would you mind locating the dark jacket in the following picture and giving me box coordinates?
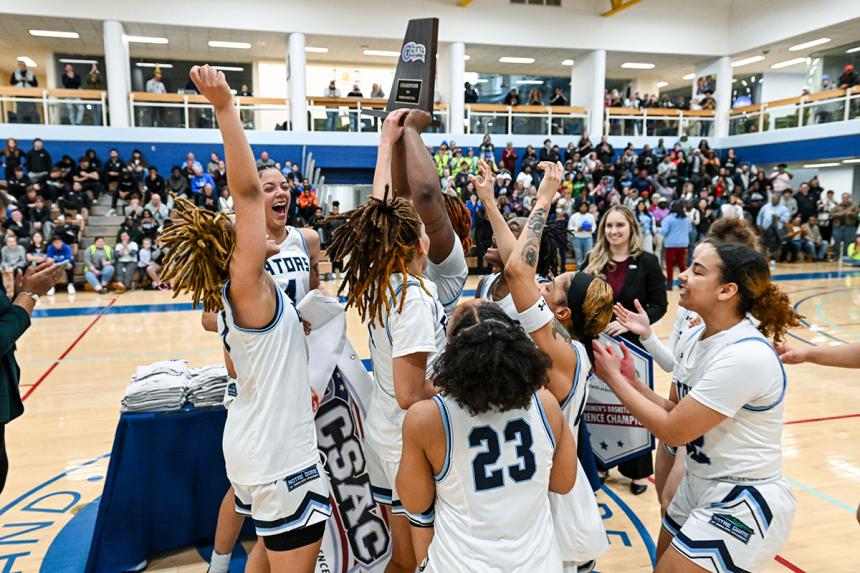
[0,291,31,424]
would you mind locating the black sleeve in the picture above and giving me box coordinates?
[0,298,31,357]
[9,73,15,86]
[639,254,668,324]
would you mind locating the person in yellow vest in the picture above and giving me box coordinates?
[464,148,479,174]
[434,142,451,176]
[844,233,860,267]
[84,237,121,294]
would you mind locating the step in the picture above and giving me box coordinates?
[90,215,127,226]
[83,225,121,237]
[91,205,114,216]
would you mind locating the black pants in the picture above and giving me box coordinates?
[597,451,654,480]
[0,424,7,494]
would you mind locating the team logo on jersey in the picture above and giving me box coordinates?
[401,42,426,63]
[709,513,754,544]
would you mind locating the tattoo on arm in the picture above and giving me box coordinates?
[551,318,572,343]
[521,207,547,268]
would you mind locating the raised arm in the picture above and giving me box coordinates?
[371,109,408,201]
[470,159,516,264]
[505,161,578,404]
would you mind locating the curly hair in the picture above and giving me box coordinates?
[435,302,551,415]
[157,195,235,312]
[706,217,759,250]
[714,244,802,343]
[443,193,473,254]
[323,186,427,327]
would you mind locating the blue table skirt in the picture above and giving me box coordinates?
[85,406,254,573]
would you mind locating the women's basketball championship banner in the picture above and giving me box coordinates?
[299,292,391,572]
[584,334,656,467]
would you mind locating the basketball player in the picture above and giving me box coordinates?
[612,218,761,516]
[593,243,800,572]
[173,65,330,572]
[391,110,469,317]
[397,300,575,572]
[325,108,446,573]
[205,166,321,573]
[491,160,613,573]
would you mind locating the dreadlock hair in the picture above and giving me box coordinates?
[323,185,427,327]
[157,195,235,312]
[435,301,551,415]
[539,219,568,278]
[444,193,473,253]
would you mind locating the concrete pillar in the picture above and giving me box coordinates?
[103,20,130,128]
[447,41,465,135]
[713,55,732,138]
[571,49,606,139]
[287,33,308,132]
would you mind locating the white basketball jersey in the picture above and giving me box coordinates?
[424,243,468,318]
[426,393,561,573]
[672,318,786,481]
[366,274,447,463]
[218,280,319,485]
[477,273,520,324]
[264,226,311,303]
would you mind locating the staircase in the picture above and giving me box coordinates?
[70,194,126,285]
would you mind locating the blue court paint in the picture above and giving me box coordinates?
[600,484,657,567]
[815,297,859,343]
[785,477,856,514]
[40,497,101,572]
[792,289,854,345]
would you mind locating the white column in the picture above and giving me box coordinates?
[446,41,465,135]
[103,20,130,128]
[287,33,308,132]
[571,49,605,139]
[713,55,732,138]
[43,52,57,89]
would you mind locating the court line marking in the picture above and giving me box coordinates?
[786,413,860,425]
[22,298,117,402]
[599,484,657,567]
[792,289,854,345]
[785,477,856,514]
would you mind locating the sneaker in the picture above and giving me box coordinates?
[106,208,116,217]
[769,260,776,268]
[99,287,108,295]
[67,283,76,294]
[47,287,55,296]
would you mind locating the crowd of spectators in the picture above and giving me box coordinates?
[435,134,860,279]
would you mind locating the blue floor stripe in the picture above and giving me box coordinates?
[785,477,856,514]
[600,484,657,567]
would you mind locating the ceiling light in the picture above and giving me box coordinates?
[59,58,98,65]
[364,49,400,57]
[751,76,756,82]
[789,38,831,51]
[305,46,329,53]
[771,57,808,69]
[126,35,168,44]
[682,73,696,80]
[621,62,655,69]
[16,57,37,67]
[802,162,840,168]
[846,46,860,54]
[499,56,535,64]
[135,62,174,68]
[516,80,544,85]
[732,55,765,67]
[656,81,669,88]
[29,29,79,39]
[214,66,244,72]
[562,59,575,66]
[741,80,748,86]
[464,55,471,61]
[209,40,251,49]
[841,158,860,164]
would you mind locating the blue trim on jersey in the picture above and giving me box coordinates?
[437,279,466,307]
[234,495,252,516]
[384,276,424,345]
[728,337,788,412]
[404,506,436,528]
[432,395,453,482]
[672,531,753,573]
[221,279,286,334]
[709,485,773,533]
[662,513,682,537]
[560,342,583,411]
[371,485,392,505]
[532,393,556,450]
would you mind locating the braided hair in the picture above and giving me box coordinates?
[324,186,427,327]
[539,219,568,278]
[157,195,235,312]
[435,302,551,415]
[444,193,473,253]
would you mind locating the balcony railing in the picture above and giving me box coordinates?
[729,87,860,135]
[0,87,107,126]
[604,107,716,138]
[130,92,290,129]
[465,104,589,136]
[306,97,449,132]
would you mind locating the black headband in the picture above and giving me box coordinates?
[567,271,596,338]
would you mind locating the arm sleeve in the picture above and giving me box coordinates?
[689,343,778,417]
[639,332,675,372]
[390,293,438,359]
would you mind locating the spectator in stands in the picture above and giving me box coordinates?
[56,154,76,176]
[298,181,320,221]
[539,139,559,162]
[117,216,142,244]
[781,188,798,217]
[189,164,215,197]
[136,237,154,288]
[72,155,104,200]
[255,151,275,170]
[1,139,23,182]
[844,234,860,266]
[770,163,793,192]
[838,64,857,89]
[124,196,144,221]
[211,160,227,190]
[207,152,220,175]
[784,215,814,262]
[55,212,82,252]
[817,190,836,242]
[324,80,341,131]
[26,232,47,267]
[805,216,829,261]
[6,166,28,200]
[59,181,91,219]
[346,84,363,131]
[145,193,169,227]
[148,235,169,290]
[24,196,53,241]
[500,141,517,173]
[549,87,567,106]
[127,149,149,184]
[61,64,84,125]
[167,166,187,198]
[182,152,202,185]
[197,183,219,212]
[146,71,166,94]
[46,235,75,294]
[3,210,30,247]
[464,82,479,104]
[84,237,117,295]
[1,236,26,297]
[758,193,791,265]
[139,209,159,241]
[569,200,595,268]
[115,232,138,290]
[219,187,233,212]
[144,166,166,204]
[795,183,817,222]
[103,149,124,189]
[25,139,52,182]
[660,201,692,288]
[527,89,543,106]
[832,192,859,255]
[503,88,521,106]
[108,170,135,215]
[9,60,39,123]
[720,193,744,219]
[370,83,385,99]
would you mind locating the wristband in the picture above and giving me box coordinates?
[519,296,555,333]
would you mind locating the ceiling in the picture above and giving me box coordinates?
[0,13,858,92]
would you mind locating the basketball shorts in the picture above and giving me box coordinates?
[425,243,468,317]
[366,442,434,528]
[663,473,796,573]
[233,461,332,538]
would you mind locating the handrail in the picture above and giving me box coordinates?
[605,107,715,117]
[729,88,852,116]
[307,96,447,111]
[467,103,588,114]
[0,87,106,100]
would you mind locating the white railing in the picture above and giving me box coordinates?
[604,107,716,138]
[729,87,860,135]
[129,93,290,130]
[465,104,589,136]
[0,88,107,126]
[306,97,449,133]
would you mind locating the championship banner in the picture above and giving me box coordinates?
[584,334,655,467]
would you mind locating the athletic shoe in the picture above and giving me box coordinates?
[47,287,55,296]
[111,282,126,293]
[630,482,648,495]
[106,208,116,216]
[67,283,76,294]
[99,287,108,295]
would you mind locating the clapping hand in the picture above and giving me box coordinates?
[613,299,652,338]
[19,261,64,297]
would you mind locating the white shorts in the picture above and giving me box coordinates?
[425,244,468,317]
[233,461,332,537]
[366,442,434,527]
[663,473,796,573]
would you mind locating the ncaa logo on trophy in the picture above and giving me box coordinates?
[401,41,427,63]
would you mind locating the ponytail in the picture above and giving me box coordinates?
[749,283,801,343]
